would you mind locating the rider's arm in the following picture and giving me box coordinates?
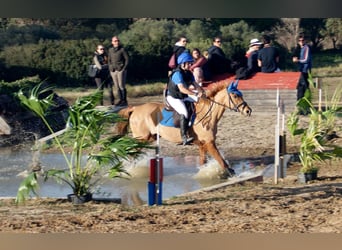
[177,83,197,96]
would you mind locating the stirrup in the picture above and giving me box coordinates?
[182,136,194,146]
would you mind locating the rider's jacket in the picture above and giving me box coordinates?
[167,68,193,99]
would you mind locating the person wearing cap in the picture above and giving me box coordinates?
[235,38,262,80]
[166,51,204,145]
[257,35,280,73]
[246,38,262,74]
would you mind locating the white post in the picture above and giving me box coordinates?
[156,113,160,197]
[317,78,322,112]
[274,89,280,184]
[280,99,286,178]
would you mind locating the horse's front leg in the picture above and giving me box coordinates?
[205,141,235,177]
[198,143,207,165]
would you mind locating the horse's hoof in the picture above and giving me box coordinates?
[219,168,236,179]
[227,167,236,177]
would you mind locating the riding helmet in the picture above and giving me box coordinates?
[177,51,194,65]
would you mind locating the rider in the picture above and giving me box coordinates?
[166,50,204,145]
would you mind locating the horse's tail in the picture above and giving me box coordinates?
[117,106,135,135]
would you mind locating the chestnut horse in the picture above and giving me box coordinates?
[118,80,252,177]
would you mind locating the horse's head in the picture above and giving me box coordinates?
[226,80,252,116]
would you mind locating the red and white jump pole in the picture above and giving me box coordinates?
[148,115,163,206]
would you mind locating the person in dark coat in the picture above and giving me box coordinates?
[206,37,232,78]
[108,36,129,106]
[172,36,188,66]
[257,34,280,73]
[92,45,114,106]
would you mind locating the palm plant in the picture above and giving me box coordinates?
[15,83,151,203]
[297,108,332,174]
[287,85,342,175]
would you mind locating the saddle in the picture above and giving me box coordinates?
[162,89,195,128]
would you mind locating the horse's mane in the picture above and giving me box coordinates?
[195,81,229,128]
[204,80,229,98]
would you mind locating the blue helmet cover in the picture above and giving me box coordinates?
[177,51,194,65]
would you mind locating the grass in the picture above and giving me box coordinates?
[312,49,342,78]
[55,81,166,104]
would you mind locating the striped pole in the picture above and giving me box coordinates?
[148,113,163,206]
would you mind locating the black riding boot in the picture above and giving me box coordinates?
[180,115,193,146]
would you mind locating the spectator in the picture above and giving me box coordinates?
[246,38,262,74]
[189,48,208,86]
[173,36,188,65]
[235,38,262,80]
[108,36,129,106]
[206,37,232,78]
[92,44,114,106]
[168,36,188,74]
[257,35,280,73]
[292,35,312,100]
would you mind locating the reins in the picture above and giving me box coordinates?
[194,92,247,125]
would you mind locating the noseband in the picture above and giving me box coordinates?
[227,92,248,113]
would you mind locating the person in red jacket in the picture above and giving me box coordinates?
[189,48,207,86]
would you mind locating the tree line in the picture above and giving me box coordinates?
[0,18,341,87]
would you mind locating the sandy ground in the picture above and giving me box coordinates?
[0,95,342,233]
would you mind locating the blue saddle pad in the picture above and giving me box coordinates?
[159,108,196,128]
[160,108,175,127]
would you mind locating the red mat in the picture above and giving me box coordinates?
[204,72,300,90]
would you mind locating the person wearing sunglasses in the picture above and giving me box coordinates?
[292,35,312,101]
[93,45,114,106]
[206,37,232,79]
[108,36,129,106]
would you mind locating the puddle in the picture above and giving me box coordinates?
[0,149,284,205]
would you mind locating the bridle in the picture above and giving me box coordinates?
[203,88,248,112]
[194,88,248,125]
[207,91,248,112]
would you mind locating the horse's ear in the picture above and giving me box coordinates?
[233,79,239,89]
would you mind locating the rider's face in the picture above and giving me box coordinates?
[182,62,192,70]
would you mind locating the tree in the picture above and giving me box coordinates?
[300,18,326,52]
[273,18,301,52]
[324,18,342,49]
[119,19,178,80]
[220,20,261,63]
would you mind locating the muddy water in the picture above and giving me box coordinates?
[0,148,275,205]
